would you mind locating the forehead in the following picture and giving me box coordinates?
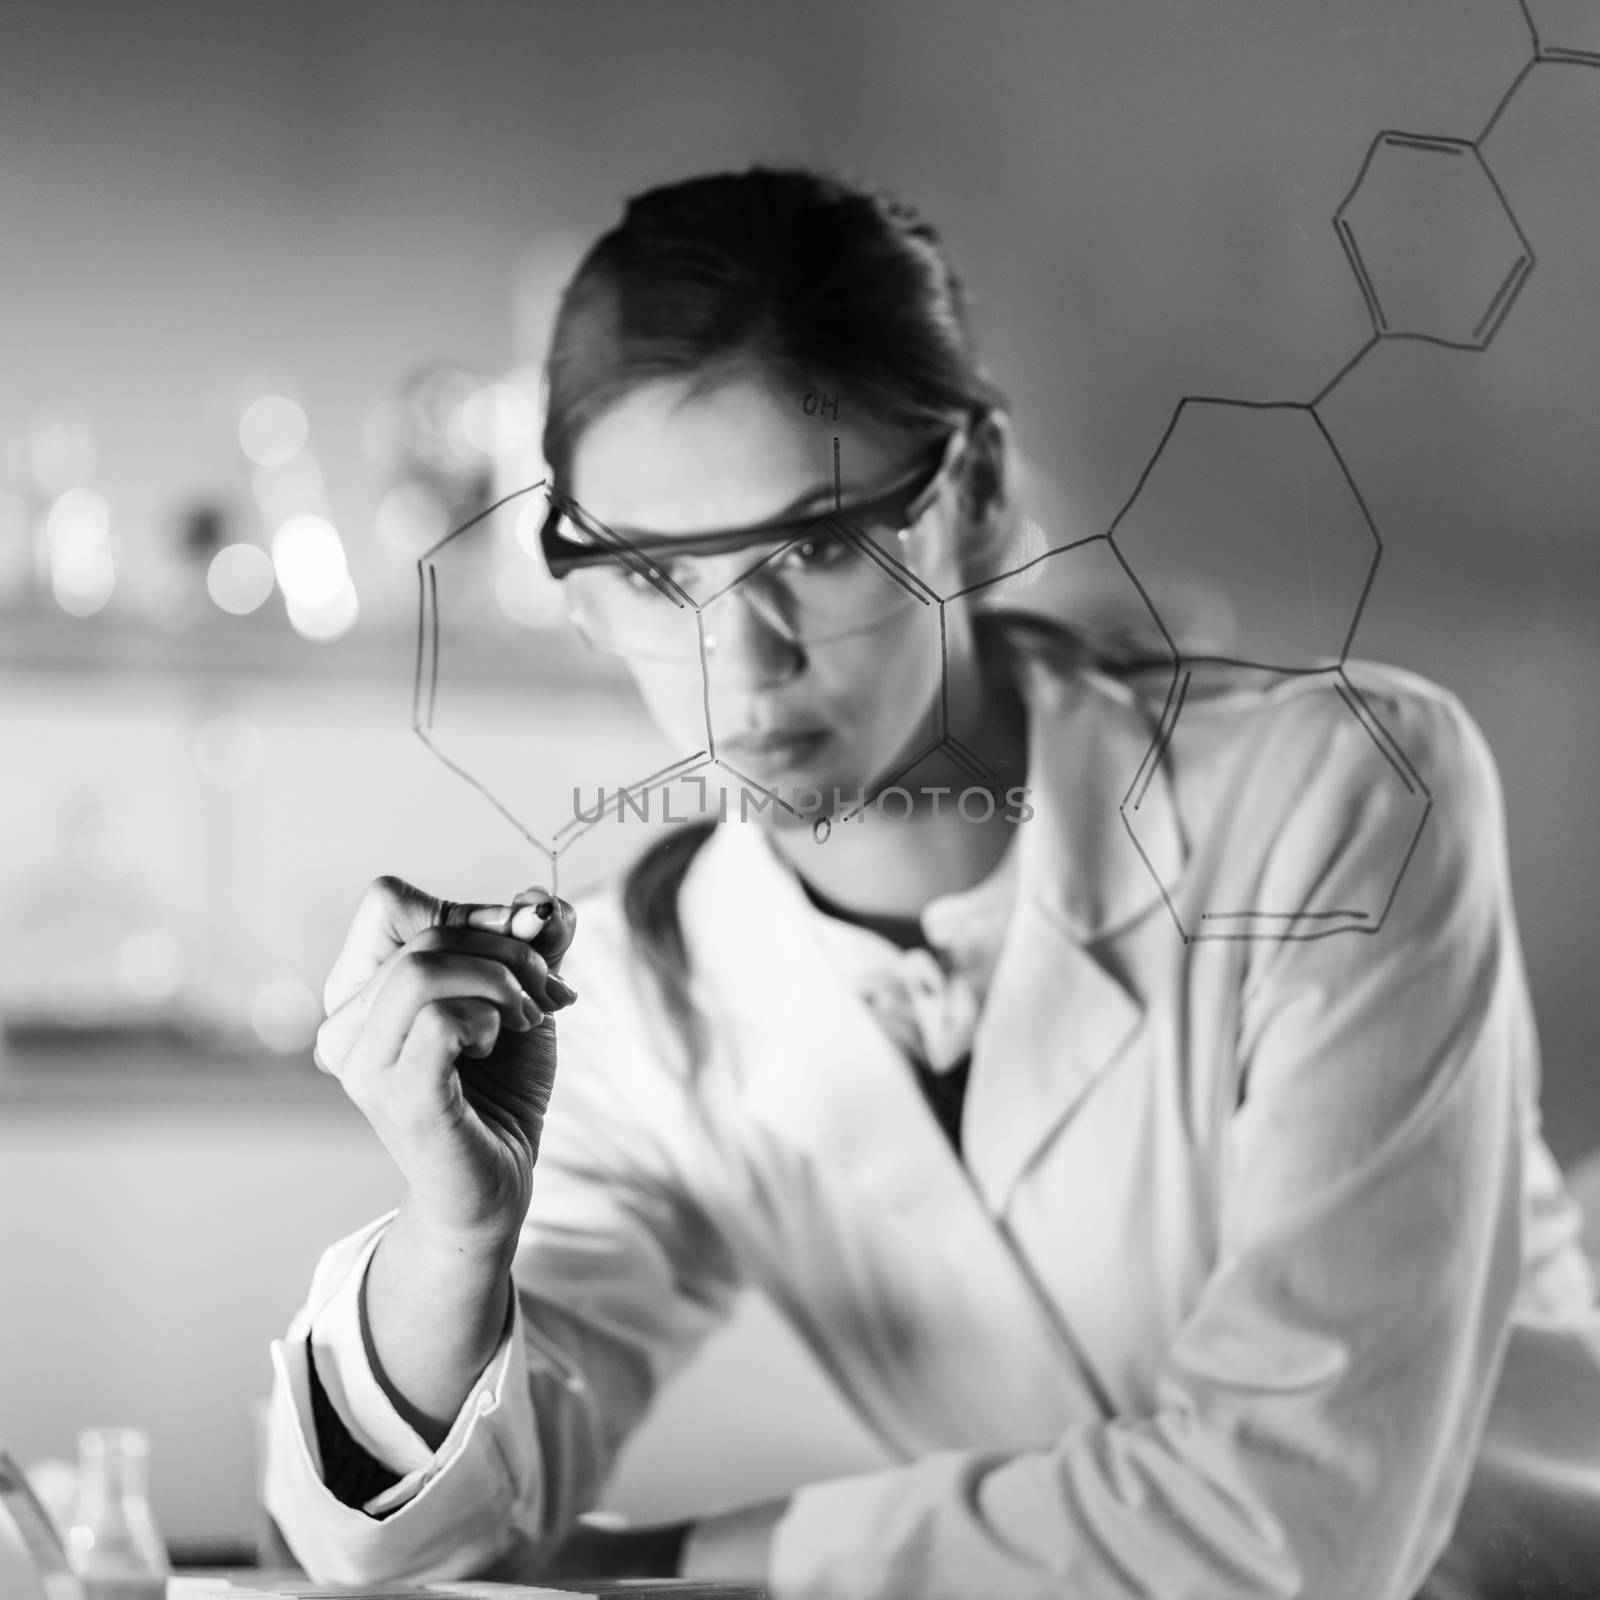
[568,372,908,534]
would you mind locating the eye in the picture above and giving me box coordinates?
[620,561,683,593]
[776,533,850,573]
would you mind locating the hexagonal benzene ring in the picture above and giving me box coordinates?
[774,516,1180,831]
[1104,398,1380,675]
[696,507,939,657]
[821,527,1184,833]
[692,507,950,832]
[1120,668,1433,943]
[1334,131,1535,349]
[952,527,1180,670]
[415,481,720,890]
[414,481,564,868]
[412,484,955,876]
[547,538,936,868]
[1521,0,1600,66]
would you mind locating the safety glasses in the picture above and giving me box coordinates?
[538,423,973,660]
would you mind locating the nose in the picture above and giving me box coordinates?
[703,583,805,687]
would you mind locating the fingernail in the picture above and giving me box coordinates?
[509,905,548,940]
[547,974,578,1006]
[513,887,557,918]
[521,995,546,1028]
[467,905,514,932]
[506,1004,532,1032]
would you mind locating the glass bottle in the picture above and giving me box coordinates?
[65,1429,168,1599]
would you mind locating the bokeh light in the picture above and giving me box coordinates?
[271,513,348,609]
[113,929,187,1005]
[286,573,360,641]
[376,481,450,553]
[456,381,538,458]
[46,487,116,616]
[250,976,322,1053]
[252,456,327,527]
[238,395,309,467]
[206,542,276,615]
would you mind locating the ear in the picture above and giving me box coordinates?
[954,408,1022,577]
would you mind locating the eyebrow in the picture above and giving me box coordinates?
[607,479,838,539]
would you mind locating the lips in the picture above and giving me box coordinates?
[720,727,828,759]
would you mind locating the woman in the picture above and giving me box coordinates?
[264,167,1600,1599]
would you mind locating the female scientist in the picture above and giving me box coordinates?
[264,167,1600,1599]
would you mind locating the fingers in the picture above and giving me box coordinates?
[317,947,540,1084]
[377,998,503,1131]
[437,884,577,977]
[433,997,505,1061]
[510,886,578,971]
[325,875,452,1014]
[316,880,578,1080]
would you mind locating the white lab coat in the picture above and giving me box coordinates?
[264,657,1600,1599]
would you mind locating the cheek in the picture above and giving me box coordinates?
[628,664,708,749]
[827,616,945,747]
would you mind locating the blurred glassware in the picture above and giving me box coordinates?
[237,395,309,470]
[205,538,276,617]
[233,387,359,644]
[65,1428,168,1597]
[43,487,117,619]
[363,361,497,628]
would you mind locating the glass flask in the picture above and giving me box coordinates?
[66,1428,168,1598]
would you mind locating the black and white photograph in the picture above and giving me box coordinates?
[3,4,1600,1597]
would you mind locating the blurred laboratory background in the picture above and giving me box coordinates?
[3,0,1600,1559]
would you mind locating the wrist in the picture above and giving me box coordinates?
[392,1191,523,1279]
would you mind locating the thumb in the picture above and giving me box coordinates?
[323,874,481,1015]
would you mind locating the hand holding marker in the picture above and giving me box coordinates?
[314,879,578,1248]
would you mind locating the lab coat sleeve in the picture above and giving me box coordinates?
[263,931,745,1586]
[768,685,1528,1600]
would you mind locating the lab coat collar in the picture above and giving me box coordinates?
[683,661,1187,1219]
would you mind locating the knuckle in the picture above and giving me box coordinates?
[392,948,441,993]
[415,999,467,1051]
[365,874,406,913]
[413,998,452,1037]
[313,1019,340,1074]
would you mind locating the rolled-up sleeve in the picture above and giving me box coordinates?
[264,927,744,1586]
[769,686,1528,1600]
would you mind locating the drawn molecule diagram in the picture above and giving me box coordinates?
[413,417,1032,895]
[1109,0,1597,941]
[1334,134,1533,351]
[413,1,1593,930]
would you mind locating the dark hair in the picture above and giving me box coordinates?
[541,165,1006,493]
[542,165,1116,1072]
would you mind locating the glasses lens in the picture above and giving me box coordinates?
[566,559,701,660]
[717,516,928,645]
[556,504,938,661]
